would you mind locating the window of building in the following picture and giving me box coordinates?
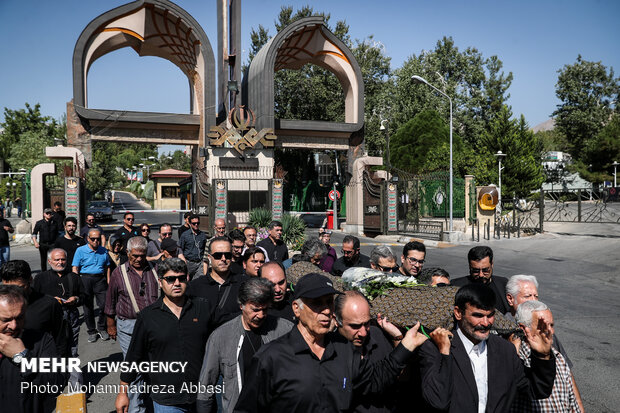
[228,191,268,212]
[161,185,180,198]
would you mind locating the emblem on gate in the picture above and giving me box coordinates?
[208,105,277,157]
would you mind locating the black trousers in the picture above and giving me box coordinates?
[81,274,108,334]
[38,243,51,271]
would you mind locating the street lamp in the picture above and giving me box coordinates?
[411,74,454,232]
[494,151,506,211]
[613,161,618,187]
[380,119,390,168]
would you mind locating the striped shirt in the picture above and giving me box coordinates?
[104,263,159,320]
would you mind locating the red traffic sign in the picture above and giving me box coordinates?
[328,190,341,201]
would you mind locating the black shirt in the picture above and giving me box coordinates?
[0,218,12,247]
[351,326,395,413]
[331,254,372,276]
[54,235,86,266]
[25,289,69,357]
[451,275,511,314]
[240,329,263,382]
[113,225,139,247]
[51,210,65,229]
[120,296,214,405]
[188,272,248,329]
[230,260,244,276]
[33,269,85,305]
[80,224,104,239]
[32,219,60,245]
[257,238,289,263]
[0,330,67,413]
[178,224,190,239]
[268,293,296,323]
[234,326,412,413]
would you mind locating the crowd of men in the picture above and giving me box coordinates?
[0,209,584,413]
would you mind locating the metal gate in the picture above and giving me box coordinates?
[362,170,384,234]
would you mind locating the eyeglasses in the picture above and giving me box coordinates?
[377,264,400,272]
[141,229,150,233]
[211,252,232,260]
[341,249,357,255]
[161,275,187,284]
[89,237,101,242]
[139,281,145,296]
[161,232,172,237]
[125,218,134,221]
[190,221,200,225]
[406,257,425,265]
[86,219,95,222]
[470,267,492,275]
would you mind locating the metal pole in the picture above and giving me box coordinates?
[449,98,453,232]
[498,157,502,209]
[333,151,339,231]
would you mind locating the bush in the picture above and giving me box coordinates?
[281,213,306,251]
[143,180,154,201]
[249,208,272,228]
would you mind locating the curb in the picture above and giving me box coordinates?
[397,236,456,249]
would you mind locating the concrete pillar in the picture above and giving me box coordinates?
[45,145,86,179]
[31,163,56,230]
[345,156,383,236]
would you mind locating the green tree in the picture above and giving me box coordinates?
[85,161,108,196]
[553,55,619,158]
[480,106,544,197]
[159,150,191,172]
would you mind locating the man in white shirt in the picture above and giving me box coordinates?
[418,283,557,413]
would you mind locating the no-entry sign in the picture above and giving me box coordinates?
[328,190,341,201]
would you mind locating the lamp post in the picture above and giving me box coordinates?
[613,161,618,187]
[494,151,506,211]
[380,119,390,168]
[411,75,453,232]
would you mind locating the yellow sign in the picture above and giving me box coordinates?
[208,105,277,156]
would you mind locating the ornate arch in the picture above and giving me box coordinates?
[247,16,364,133]
[71,0,215,140]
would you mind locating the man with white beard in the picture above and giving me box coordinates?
[33,248,85,385]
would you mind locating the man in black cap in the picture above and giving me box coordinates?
[234,273,429,413]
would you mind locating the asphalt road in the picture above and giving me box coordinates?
[6,214,620,412]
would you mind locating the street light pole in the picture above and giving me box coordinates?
[411,75,453,232]
[613,161,618,187]
[380,119,390,168]
[495,151,506,210]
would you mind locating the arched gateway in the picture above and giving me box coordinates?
[66,0,375,234]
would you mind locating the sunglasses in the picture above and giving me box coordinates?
[89,237,101,241]
[341,249,357,255]
[406,257,425,265]
[126,218,134,221]
[470,267,492,275]
[377,264,400,272]
[190,221,200,225]
[161,232,172,237]
[141,229,150,233]
[211,252,232,260]
[161,275,187,284]
[139,281,145,296]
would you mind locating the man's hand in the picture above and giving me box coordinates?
[0,333,26,358]
[3,225,13,233]
[64,296,78,306]
[33,239,39,249]
[376,313,403,343]
[429,327,453,355]
[524,312,553,359]
[115,390,130,413]
[400,322,428,351]
[107,317,117,341]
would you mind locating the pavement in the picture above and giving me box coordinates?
[3,206,620,412]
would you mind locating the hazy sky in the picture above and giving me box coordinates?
[1,0,618,135]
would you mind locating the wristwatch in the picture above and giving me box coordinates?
[12,349,28,364]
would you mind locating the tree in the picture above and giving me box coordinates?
[553,55,619,158]
[0,103,64,172]
[480,106,544,197]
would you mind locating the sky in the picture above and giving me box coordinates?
[1,0,619,153]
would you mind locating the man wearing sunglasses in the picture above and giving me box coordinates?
[147,224,185,263]
[398,241,426,278]
[369,245,400,273]
[331,235,371,277]
[106,236,159,413]
[116,258,213,413]
[113,212,140,249]
[189,236,247,329]
[72,228,111,343]
[80,213,106,247]
[452,246,511,314]
[178,214,207,279]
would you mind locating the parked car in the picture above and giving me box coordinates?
[87,200,114,221]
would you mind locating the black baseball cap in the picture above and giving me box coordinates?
[294,273,341,299]
[160,238,178,253]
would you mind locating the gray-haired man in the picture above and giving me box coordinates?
[196,277,293,413]
[369,245,399,273]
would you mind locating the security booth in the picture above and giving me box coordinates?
[150,169,192,210]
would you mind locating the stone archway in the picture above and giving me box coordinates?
[67,0,216,164]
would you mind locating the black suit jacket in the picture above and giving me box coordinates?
[451,276,511,315]
[418,331,556,413]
